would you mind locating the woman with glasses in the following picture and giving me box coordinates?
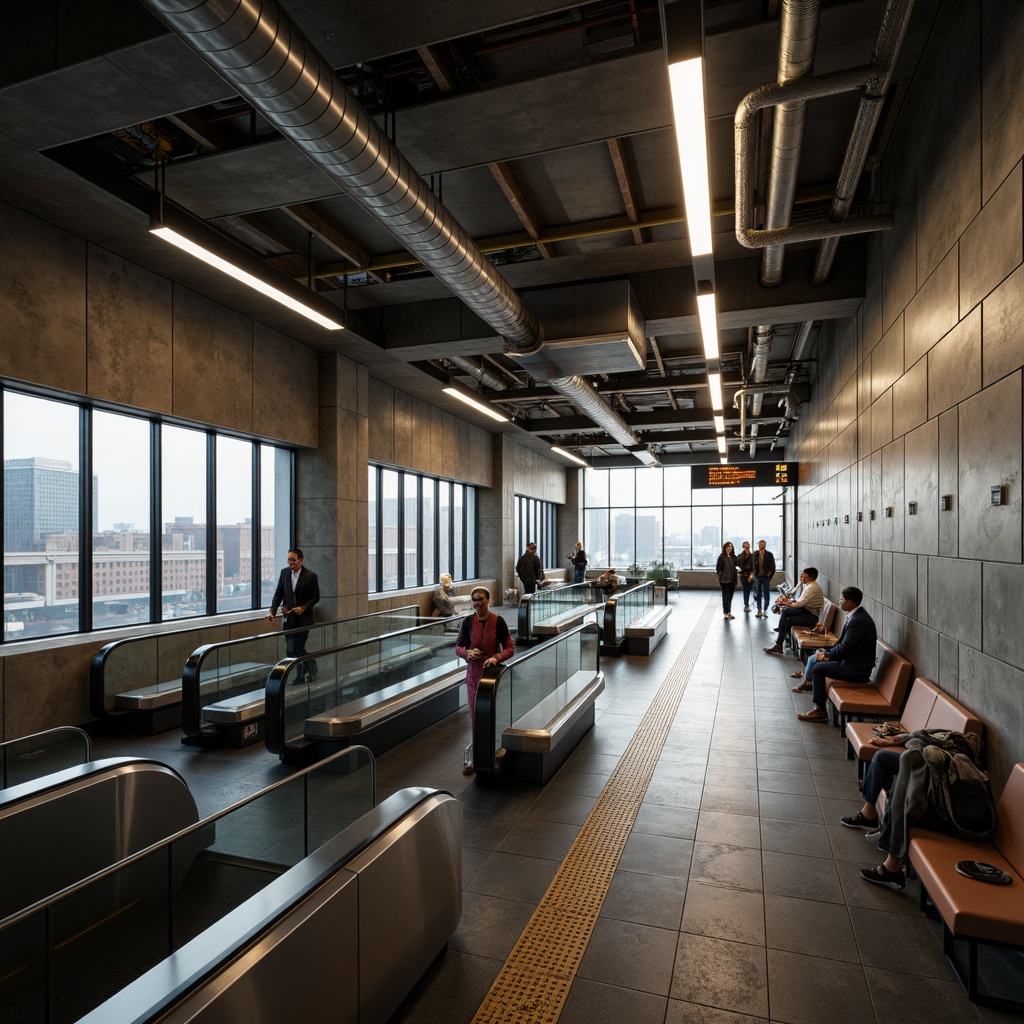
[455,587,514,775]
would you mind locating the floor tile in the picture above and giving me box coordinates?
[617,831,694,879]
[863,966,985,1024]
[633,802,699,840]
[767,949,874,1024]
[600,868,686,930]
[681,881,766,945]
[577,918,678,996]
[671,934,769,1018]
[695,810,761,849]
[495,817,580,861]
[560,978,668,1024]
[764,893,860,962]
[849,906,957,981]
[761,850,844,903]
[448,891,536,960]
[463,850,559,903]
[689,842,763,892]
[760,817,832,858]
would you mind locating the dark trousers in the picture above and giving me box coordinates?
[776,607,817,646]
[720,583,735,613]
[522,579,537,594]
[574,568,586,583]
[863,749,901,804]
[753,577,772,610]
[285,629,316,681]
[741,577,753,607]
[809,659,870,709]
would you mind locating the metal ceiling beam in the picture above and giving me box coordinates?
[489,161,557,259]
[517,408,779,434]
[606,137,643,245]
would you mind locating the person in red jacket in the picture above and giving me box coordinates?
[455,587,514,775]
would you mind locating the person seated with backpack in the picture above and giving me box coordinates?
[838,728,994,889]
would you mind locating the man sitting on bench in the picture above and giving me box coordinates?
[764,566,823,655]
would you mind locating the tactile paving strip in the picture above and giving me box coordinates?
[471,597,719,1024]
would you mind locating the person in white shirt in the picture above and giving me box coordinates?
[763,566,823,655]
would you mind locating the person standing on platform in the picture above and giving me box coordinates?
[737,540,755,613]
[716,541,739,620]
[752,539,776,617]
[267,548,320,681]
[516,541,544,594]
[568,541,588,583]
[456,587,514,775]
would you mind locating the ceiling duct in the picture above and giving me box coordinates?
[448,356,507,392]
[140,0,651,462]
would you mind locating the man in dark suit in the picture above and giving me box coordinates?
[797,586,877,723]
[267,548,320,681]
[515,541,544,594]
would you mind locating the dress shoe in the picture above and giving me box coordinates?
[791,682,811,693]
[763,645,784,655]
[797,708,829,722]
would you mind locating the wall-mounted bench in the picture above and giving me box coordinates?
[826,640,913,734]
[790,598,837,658]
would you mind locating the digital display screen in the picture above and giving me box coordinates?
[693,463,796,488]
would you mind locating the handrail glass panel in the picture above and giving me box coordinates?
[603,581,655,648]
[0,727,92,790]
[0,745,374,1022]
[520,581,602,635]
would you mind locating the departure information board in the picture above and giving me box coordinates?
[692,463,796,489]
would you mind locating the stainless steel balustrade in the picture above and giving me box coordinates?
[474,622,603,785]
[0,726,92,790]
[0,745,379,1023]
[265,617,464,762]
[181,605,422,747]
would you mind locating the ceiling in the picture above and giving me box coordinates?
[0,0,945,467]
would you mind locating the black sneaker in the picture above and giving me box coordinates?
[840,811,878,830]
[860,864,905,889]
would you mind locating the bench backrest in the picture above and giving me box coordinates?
[899,677,939,731]
[819,599,837,632]
[873,640,912,706]
[994,763,1024,877]
[925,686,983,737]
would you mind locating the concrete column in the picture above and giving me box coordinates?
[559,469,583,568]
[295,353,369,621]
[478,434,516,597]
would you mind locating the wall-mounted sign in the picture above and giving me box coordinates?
[693,463,796,489]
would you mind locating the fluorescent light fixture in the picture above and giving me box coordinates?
[713,414,725,433]
[720,455,729,464]
[442,386,508,422]
[551,446,589,467]
[696,288,719,360]
[717,435,727,455]
[708,372,724,411]
[150,201,344,331]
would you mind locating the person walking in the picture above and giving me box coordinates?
[751,539,776,617]
[567,541,588,583]
[455,587,514,775]
[716,541,739,620]
[516,541,544,594]
[737,540,755,613]
[266,548,320,681]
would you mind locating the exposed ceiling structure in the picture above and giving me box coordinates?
[0,0,945,468]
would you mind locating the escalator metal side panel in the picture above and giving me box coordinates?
[348,793,463,1024]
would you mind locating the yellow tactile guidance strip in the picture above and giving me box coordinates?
[470,597,719,1024]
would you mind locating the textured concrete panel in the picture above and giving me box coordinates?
[318,351,360,415]
[411,396,434,473]
[866,450,882,549]
[983,562,1024,670]
[252,322,317,447]
[892,355,927,440]
[869,389,892,455]
[171,286,253,433]
[872,315,904,402]
[880,438,905,553]
[891,552,919,620]
[958,371,1022,562]
[958,646,1024,800]
[927,307,981,419]
[938,634,959,698]
[881,147,917,332]
[470,427,494,489]
[0,200,87,393]
[982,0,1024,202]
[913,2,981,284]
[367,377,395,465]
[917,554,928,625]
[861,547,882,605]
[959,161,1023,313]
[937,408,958,557]
[441,413,459,480]
[86,247,172,414]
[903,419,938,555]
[882,609,938,681]
[982,259,1024,387]
[927,556,981,649]
[860,234,883,357]
[904,246,958,369]
[3,643,96,736]
[880,550,893,608]
[393,388,414,470]
[429,406,445,477]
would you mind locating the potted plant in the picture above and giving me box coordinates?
[625,561,646,585]
[645,559,676,587]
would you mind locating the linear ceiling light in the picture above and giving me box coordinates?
[696,285,719,360]
[713,414,725,434]
[662,2,713,258]
[708,372,724,411]
[150,201,344,331]
[551,446,589,467]
[442,386,509,423]
[717,436,727,455]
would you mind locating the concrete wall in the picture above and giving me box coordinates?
[790,1,1024,791]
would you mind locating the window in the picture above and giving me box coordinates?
[368,465,477,593]
[583,466,785,573]
[1,385,295,643]
[514,496,557,568]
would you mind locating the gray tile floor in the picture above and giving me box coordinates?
[93,591,1023,1024]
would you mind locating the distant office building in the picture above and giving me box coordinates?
[3,457,98,551]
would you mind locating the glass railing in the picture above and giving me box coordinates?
[0,727,92,790]
[474,622,600,780]
[266,618,462,758]
[0,745,374,1023]
[517,581,603,639]
[182,605,422,743]
[601,580,656,652]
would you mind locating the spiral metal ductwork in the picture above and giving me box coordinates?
[140,0,648,458]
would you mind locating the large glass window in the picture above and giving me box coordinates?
[514,495,557,568]
[583,466,786,574]
[368,465,477,593]
[92,410,150,628]
[2,386,294,643]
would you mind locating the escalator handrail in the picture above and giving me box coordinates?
[181,605,421,739]
[73,786,453,1024]
[474,621,599,779]
[601,579,655,645]
[0,743,375,933]
[264,616,462,756]
[0,725,92,788]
